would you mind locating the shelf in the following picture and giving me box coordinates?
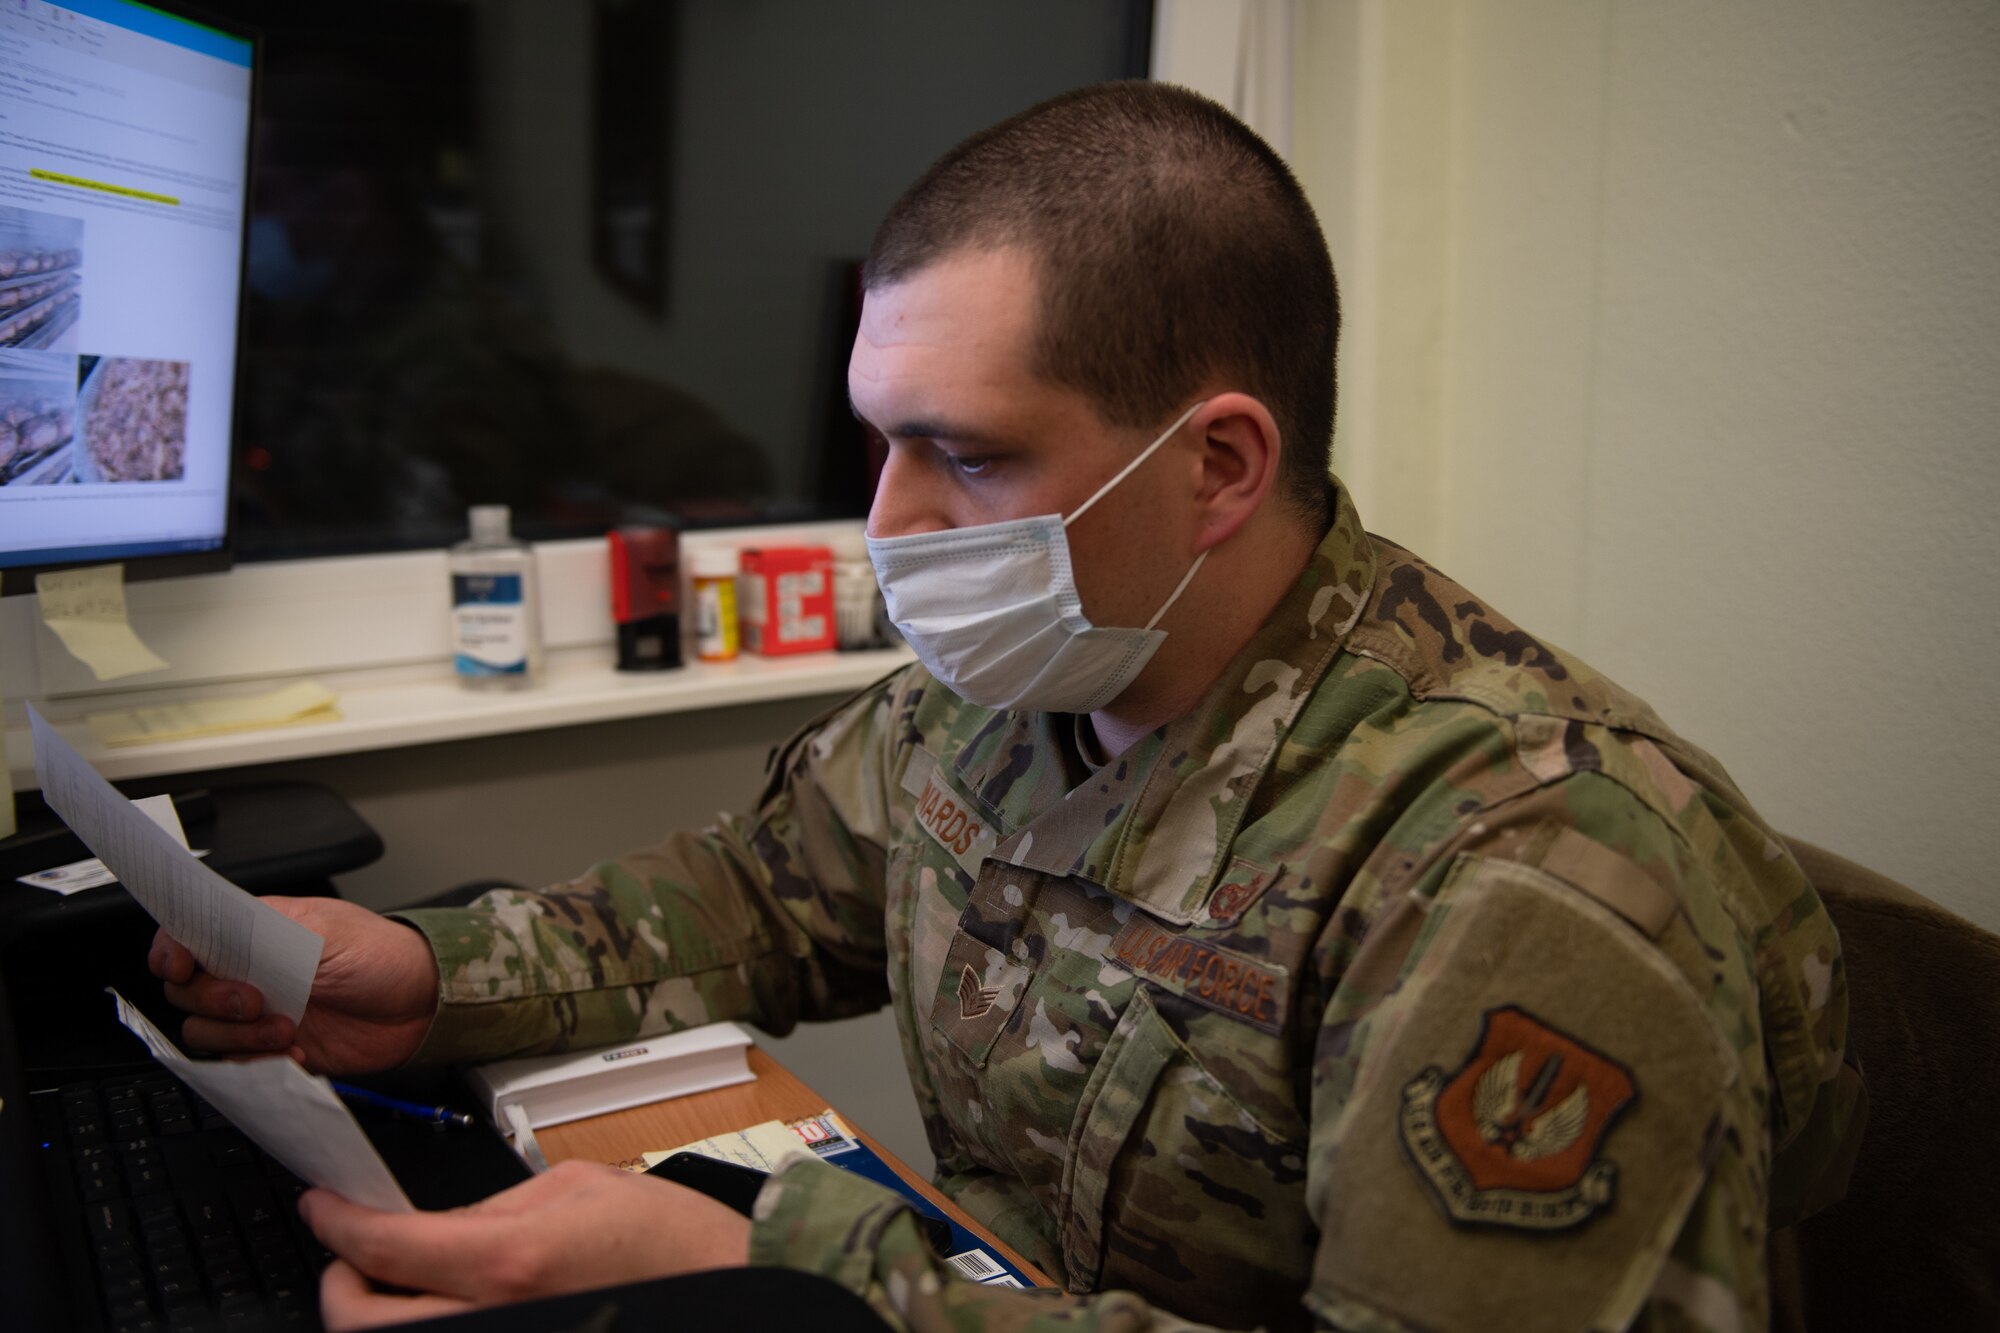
[6,645,914,786]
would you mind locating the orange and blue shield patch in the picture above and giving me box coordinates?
[1400,1005,1638,1231]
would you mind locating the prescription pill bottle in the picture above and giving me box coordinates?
[689,546,739,662]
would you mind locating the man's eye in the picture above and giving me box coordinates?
[944,453,993,477]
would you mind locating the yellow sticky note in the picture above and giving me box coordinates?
[87,680,340,748]
[35,564,169,681]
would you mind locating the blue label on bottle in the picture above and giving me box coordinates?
[452,572,529,673]
[453,573,523,605]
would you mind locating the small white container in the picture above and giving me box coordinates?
[829,530,881,651]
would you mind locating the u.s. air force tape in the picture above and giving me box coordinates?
[1106,916,1288,1035]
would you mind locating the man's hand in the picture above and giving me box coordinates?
[301,1160,754,1330]
[147,896,440,1074]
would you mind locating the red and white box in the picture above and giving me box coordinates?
[738,545,835,655]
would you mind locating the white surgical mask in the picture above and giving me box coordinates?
[865,400,1208,714]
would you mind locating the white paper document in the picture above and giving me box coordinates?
[112,989,411,1213]
[28,705,324,1023]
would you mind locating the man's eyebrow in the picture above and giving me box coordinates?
[847,396,1013,449]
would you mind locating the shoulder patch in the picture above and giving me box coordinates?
[1309,852,1736,1333]
[1400,1005,1637,1231]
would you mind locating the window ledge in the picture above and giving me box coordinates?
[8,645,913,786]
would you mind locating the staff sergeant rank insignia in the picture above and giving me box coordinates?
[1399,1005,1637,1231]
[957,964,1000,1021]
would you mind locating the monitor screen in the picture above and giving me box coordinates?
[0,0,253,593]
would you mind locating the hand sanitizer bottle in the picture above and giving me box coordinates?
[449,505,543,689]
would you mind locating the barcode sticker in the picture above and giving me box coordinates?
[982,1274,1024,1288]
[947,1249,1006,1282]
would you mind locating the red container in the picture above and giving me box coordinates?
[738,545,835,655]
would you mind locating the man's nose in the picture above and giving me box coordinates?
[866,448,952,539]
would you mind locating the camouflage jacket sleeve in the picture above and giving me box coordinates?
[750,1157,1255,1333]
[389,672,907,1063]
[1301,742,1855,1333]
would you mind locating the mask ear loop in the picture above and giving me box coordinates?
[1062,399,1207,528]
[1143,549,1208,631]
[1060,398,1212,634]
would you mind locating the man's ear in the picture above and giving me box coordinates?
[1188,392,1282,553]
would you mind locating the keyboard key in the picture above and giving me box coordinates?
[199,1229,244,1259]
[87,1200,134,1240]
[98,1270,151,1308]
[263,1280,310,1311]
[135,1194,180,1225]
[99,1246,146,1280]
[79,1163,124,1202]
[260,1258,306,1285]
[208,1134,255,1169]
[229,1184,279,1228]
[217,1292,265,1324]
[106,1300,160,1333]
[155,1271,204,1308]
[154,1254,200,1286]
[92,1233,140,1265]
[143,1216,190,1248]
[148,1234,195,1265]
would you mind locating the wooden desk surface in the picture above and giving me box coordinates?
[535,1046,1051,1286]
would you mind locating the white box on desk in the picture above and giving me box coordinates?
[465,1023,755,1130]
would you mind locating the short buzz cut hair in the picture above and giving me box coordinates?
[865,81,1339,525]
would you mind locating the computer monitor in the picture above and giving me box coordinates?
[0,0,254,595]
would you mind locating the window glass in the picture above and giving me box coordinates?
[209,0,1150,559]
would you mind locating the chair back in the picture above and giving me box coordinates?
[1769,838,2000,1333]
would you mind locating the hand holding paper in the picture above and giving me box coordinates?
[111,989,410,1213]
[29,704,324,1024]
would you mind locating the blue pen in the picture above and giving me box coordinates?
[331,1082,475,1129]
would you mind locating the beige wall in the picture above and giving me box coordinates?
[1294,0,2000,929]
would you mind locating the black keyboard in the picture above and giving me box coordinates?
[33,1070,328,1332]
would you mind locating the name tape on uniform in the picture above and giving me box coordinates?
[911,770,999,879]
[1107,917,1288,1035]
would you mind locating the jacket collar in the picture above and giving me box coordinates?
[952,482,1376,923]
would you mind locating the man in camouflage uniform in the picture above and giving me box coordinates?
[151,84,1857,1332]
